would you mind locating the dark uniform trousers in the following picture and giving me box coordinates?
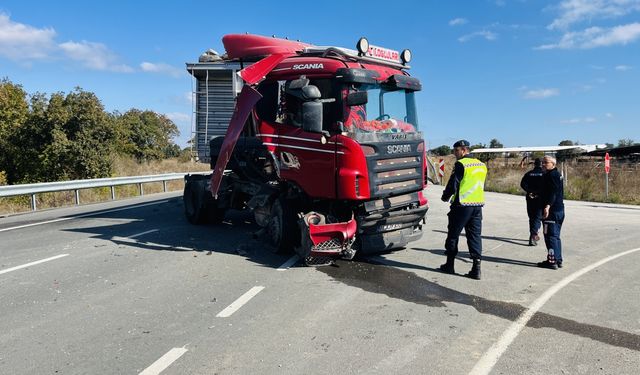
[543,210,565,263]
[526,197,543,235]
[445,206,483,260]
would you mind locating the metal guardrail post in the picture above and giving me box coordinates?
[31,194,37,211]
[111,186,116,200]
[163,180,167,192]
[75,189,80,205]
[139,183,144,196]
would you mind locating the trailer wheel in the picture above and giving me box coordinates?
[267,198,299,253]
[184,178,206,225]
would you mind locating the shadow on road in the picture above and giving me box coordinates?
[62,197,293,269]
[432,229,531,247]
[318,259,640,352]
[60,196,640,352]
[412,247,539,268]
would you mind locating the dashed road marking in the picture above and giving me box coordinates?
[139,347,187,375]
[0,254,69,276]
[277,255,299,271]
[129,229,159,239]
[0,200,169,233]
[469,246,640,375]
[216,286,265,318]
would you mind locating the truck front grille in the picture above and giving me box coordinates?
[367,153,423,198]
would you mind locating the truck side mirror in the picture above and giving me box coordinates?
[346,91,368,106]
[302,101,323,133]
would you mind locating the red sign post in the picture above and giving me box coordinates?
[604,152,610,199]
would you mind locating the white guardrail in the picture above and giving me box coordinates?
[0,172,208,211]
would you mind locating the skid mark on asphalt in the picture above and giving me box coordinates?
[318,260,640,352]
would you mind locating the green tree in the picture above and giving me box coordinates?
[489,138,503,148]
[115,109,179,161]
[617,138,635,147]
[430,145,451,156]
[556,140,580,162]
[470,143,493,162]
[11,88,116,182]
[0,79,29,182]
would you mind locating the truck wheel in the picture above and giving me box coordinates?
[184,178,207,225]
[267,198,299,253]
[205,200,226,224]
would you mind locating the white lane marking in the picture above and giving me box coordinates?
[277,255,299,271]
[129,229,159,239]
[0,254,69,275]
[216,286,265,318]
[0,200,170,233]
[139,347,187,375]
[469,246,640,375]
[111,237,193,252]
[489,243,504,251]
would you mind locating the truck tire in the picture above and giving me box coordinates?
[184,176,226,225]
[267,198,300,253]
[184,178,207,225]
[205,199,226,224]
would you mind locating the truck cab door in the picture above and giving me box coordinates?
[276,124,336,199]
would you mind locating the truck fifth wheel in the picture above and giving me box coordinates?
[184,34,429,265]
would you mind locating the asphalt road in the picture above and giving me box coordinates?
[1,187,639,375]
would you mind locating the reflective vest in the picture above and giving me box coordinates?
[453,157,487,206]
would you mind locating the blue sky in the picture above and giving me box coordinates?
[1,0,638,148]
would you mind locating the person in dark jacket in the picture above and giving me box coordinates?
[439,140,487,280]
[520,158,545,246]
[538,155,565,269]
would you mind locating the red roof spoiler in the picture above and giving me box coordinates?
[222,34,310,59]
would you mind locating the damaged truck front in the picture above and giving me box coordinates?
[184,34,428,265]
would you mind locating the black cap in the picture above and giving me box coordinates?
[453,139,470,148]
[534,158,541,167]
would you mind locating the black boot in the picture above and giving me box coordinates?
[466,259,481,280]
[439,255,455,274]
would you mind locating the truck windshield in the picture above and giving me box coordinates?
[344,84,418,134]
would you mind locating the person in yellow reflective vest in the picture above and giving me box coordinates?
[439,140,487,280]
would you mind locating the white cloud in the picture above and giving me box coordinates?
[0,12,134,72]
[59,40,133,72]
[577,84,593,92]
[605,112,614,118]
[548,0,640,30]
[522,88,560,99]
[560,116,597,124]
[535,22,640,49]
[140,62,184,78]
[615,64,632,70]
[0,12,56,60]
[165,112,190,123]
[449,18,468,26]
[458,30,498,42]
